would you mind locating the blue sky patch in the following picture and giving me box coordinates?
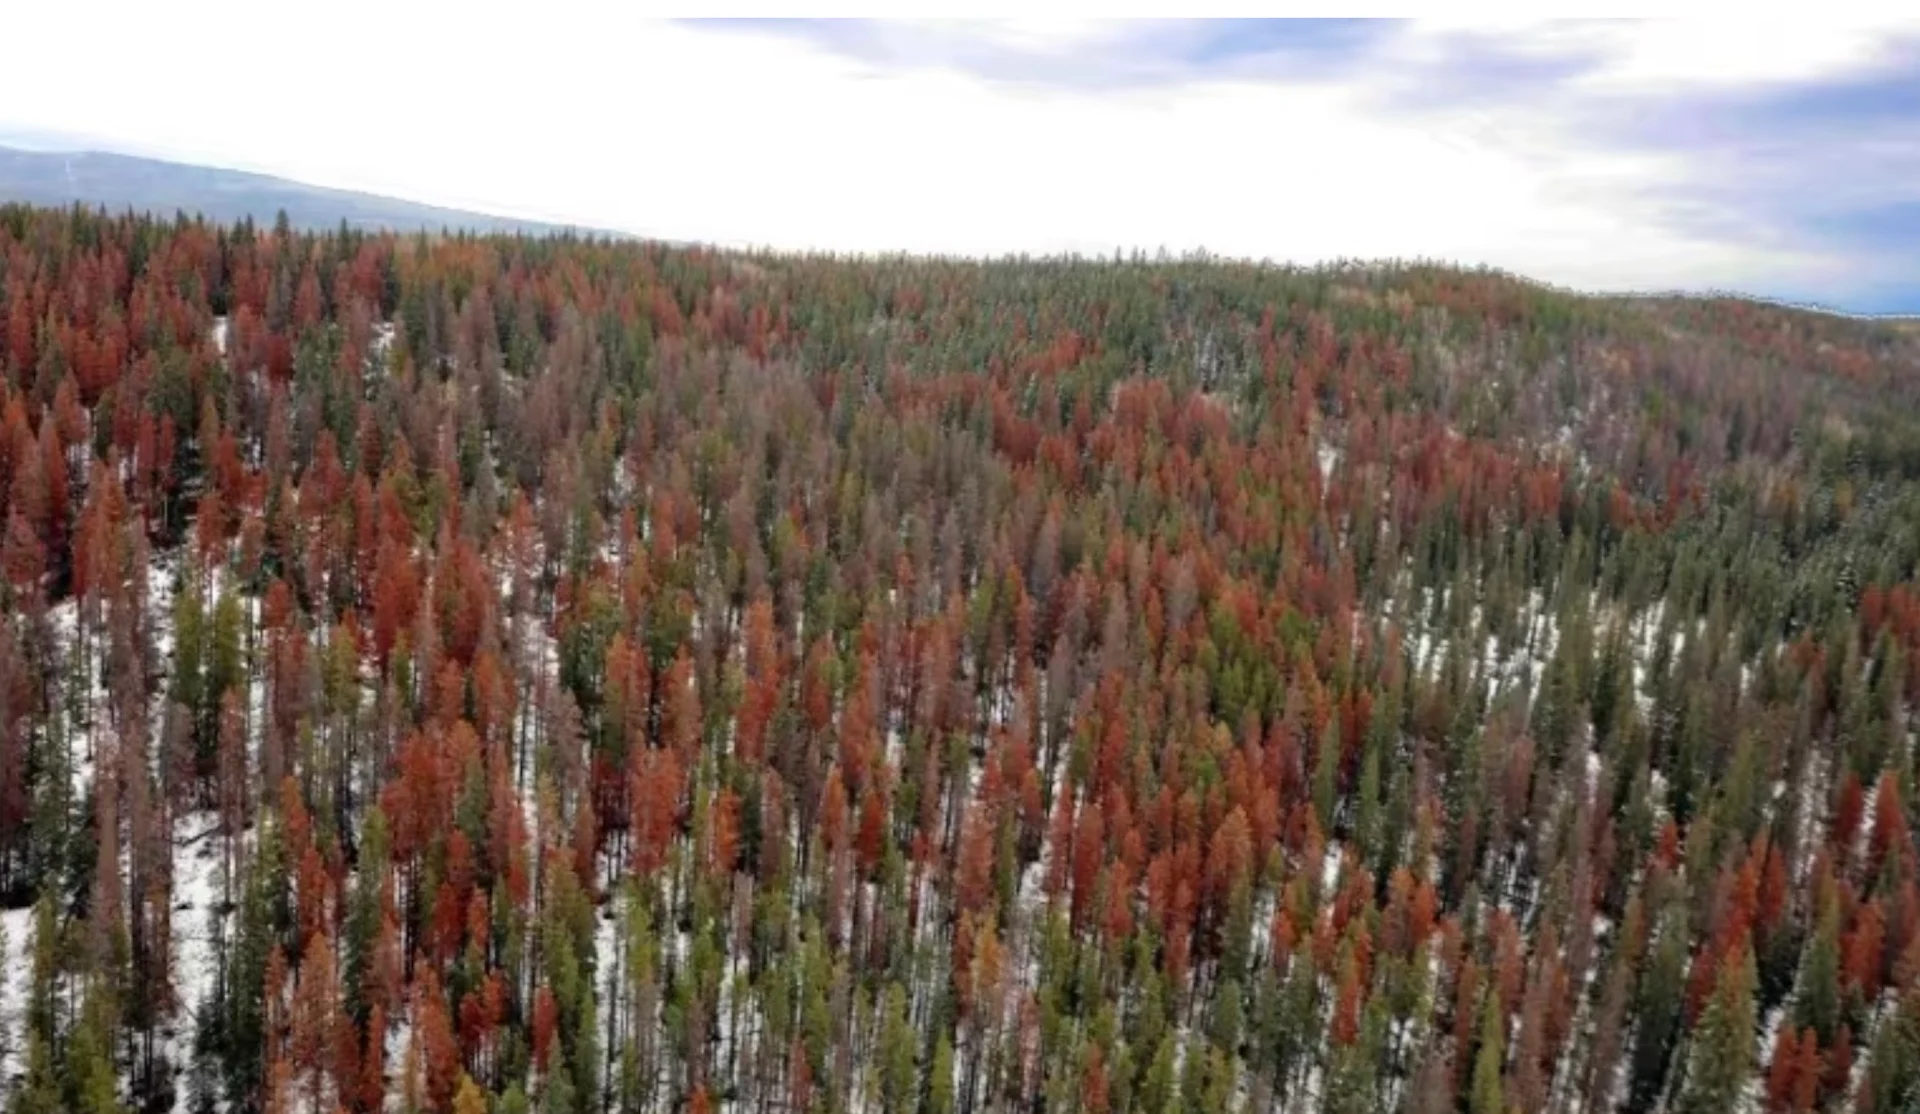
[689,18,1920,313]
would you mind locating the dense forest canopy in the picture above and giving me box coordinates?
[0,202,1918,1114]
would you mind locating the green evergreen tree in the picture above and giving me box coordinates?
[170,584,207,765]
[1273,946,1317,1100]
[1323,998,1386,1114]
[1628,898,1689,1111]
[64,990,124,1114]
[1796,878,1843,1046]
[1864,994,1920,1114]
[1533,629,1580,768]
[1139,1036,1177,1114]
[877,982,915,1114]
[541,1053,578,1114]
[25,893,58,1063]
[205,589,245,757]
[1220,884,1254,990]
[8,1027,62,1114]
[1191,1048,1233,1114]
[1677,944,1756,1114]
[343,805,390,1027]
[1313,711,1341,834]
[1443,703,1484,902]
[1470,995,1506,1114]
[1353,731,1383,871]
[925,1032,954,1114]
[208,814,282,1110]
[27,709,74,897]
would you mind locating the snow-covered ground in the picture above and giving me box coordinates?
[0,904,31,1087]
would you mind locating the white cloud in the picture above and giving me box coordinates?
[921,18,1121,53]
[0,8,1883,298]
[1573,20,1911,89]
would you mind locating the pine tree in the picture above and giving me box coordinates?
[1139,1036,1177,1114]
[291,927,342,1111]
[66,986,126,1114]
[1324,997,1386,1114]
[417,973,460,1114]
[208,589,245,749]
[1273,942,1318,1099]
[344,806,391,1027]
[1470,994,1507,1114]
[210,814,283,1111]
[1797,877,1843,1046]
[540,1053,578,1114]
[1677,942,1757,1114]
[1442,692,1485,903]
[877,982,915,1114]
[926,1032,955,1114]
[26,708,73,896]
[1864,998,1920,1114]
[1313,711,1341,834]
[1532,624,1579,768]
[170,583,208,773]
[454,1072,489,1114]
[24,892,59,1073]
[1629,897,1689,1111]
[9,1020,62,1114]
[1353,729,1384,872]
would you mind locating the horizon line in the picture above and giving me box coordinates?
[3,137,1915,324]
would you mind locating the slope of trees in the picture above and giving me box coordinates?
[0,204,1917,1113]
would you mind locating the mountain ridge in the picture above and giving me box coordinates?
[0,143,624,238]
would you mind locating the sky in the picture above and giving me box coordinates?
[2,9,1918,313]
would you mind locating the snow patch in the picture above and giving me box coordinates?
[0,905,31,1086]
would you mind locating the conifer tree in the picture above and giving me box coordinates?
[926,1033,954,1114]
[1797,877,1844,1046]
[1678,941,1757,1114]
[1630,897,1690,1111]
[1862,997,1920,1114]
[1470,994,1507,1114]
[877,982,915,1114]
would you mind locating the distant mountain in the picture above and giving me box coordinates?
[0,145,619,237]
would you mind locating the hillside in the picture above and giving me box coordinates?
[0,146,614,237]
[0,204,1918,1114]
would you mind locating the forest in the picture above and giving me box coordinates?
[0,203,1918,1114]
